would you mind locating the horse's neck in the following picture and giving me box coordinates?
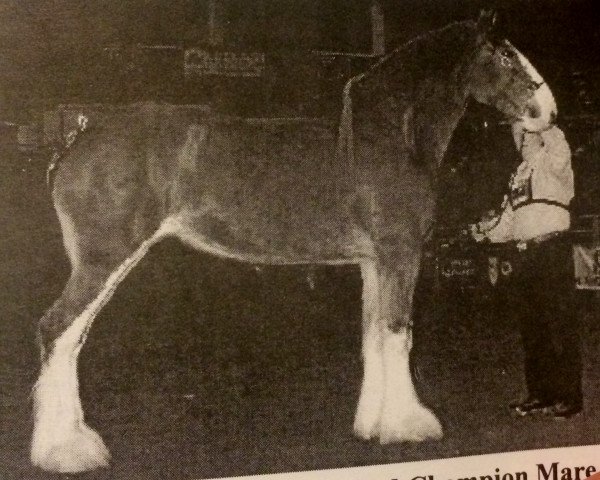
[347,82,467,174]
[418,95,467,167]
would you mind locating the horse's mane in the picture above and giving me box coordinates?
[337,19,480,167]
[353,19,479,105]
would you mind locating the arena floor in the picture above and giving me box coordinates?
[1,153,600,480]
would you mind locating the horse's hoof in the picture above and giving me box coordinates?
[353,395,383,440]
[378,404,443,444]
[353,418,381,440]
[31,423,110,473]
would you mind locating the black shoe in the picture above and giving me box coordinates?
[543,401,582,419]
[509,398,553,416]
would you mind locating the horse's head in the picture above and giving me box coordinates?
[465,10,557,132]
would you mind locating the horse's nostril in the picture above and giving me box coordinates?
[527,103,541,118]
[549,110,557,124]
[531,80,543,90]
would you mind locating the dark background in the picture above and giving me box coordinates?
[1,0,600,115]
[2,2,600,479]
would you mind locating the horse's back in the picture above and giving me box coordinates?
[173,116,361,261]
[52,103,359,263]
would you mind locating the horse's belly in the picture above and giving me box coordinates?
[174,208,359,265]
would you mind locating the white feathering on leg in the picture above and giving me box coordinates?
[31,222,175,473]
[378,328,443,444]
[354,261,384,439]
[353,320,384,439]
[31,332,110,473]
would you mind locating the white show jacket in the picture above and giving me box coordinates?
[477,126,574,243]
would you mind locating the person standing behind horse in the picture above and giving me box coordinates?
[471,122,582,419]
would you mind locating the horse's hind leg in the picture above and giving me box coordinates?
[31,229,165,473]
[354,256,443,444]
[31,268,113,472]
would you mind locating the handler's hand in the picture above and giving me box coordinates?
[469,223,487,243]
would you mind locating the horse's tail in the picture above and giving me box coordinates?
[46,152,62,191]
[337,79,356,169]
[46,114,89,191]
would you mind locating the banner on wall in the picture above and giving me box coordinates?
[184,48,266,78]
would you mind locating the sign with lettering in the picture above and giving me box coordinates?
[440,258,477,279]
[573,245,600,290]
[240,445,599,480]
[184,48,265,78]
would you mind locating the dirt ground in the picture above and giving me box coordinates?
[1,152,600,480]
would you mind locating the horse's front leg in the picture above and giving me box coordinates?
[353,261,384,439]
[354,257,443,444]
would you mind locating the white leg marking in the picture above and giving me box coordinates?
[54,206,81,271]
[31,330,110,473]
[379,327,443,444]
[354,262,383,439]
[31,223,173,473]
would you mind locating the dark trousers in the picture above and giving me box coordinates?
[511,237,582,405]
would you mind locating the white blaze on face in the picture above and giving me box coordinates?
[514,46,557,131]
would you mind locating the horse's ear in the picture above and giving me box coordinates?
[476,9,497,34]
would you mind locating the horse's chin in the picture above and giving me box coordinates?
[518,114,555,132]
[519,82,557,132]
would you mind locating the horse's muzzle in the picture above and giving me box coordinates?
[520,82,557,131]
